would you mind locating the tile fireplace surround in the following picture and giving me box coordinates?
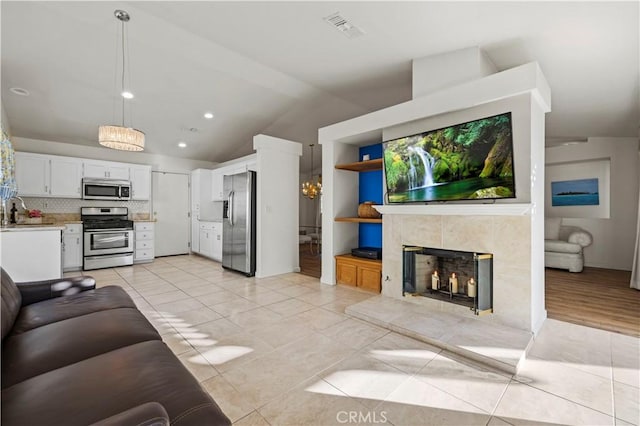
[377,207,536,333]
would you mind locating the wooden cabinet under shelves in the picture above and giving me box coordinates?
[335,254,382,293]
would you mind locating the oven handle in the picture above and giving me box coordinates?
[85,253,133,261]
[84,228,134,233]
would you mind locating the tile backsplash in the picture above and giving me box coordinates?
[21,197,150,217]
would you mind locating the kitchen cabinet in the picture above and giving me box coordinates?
[50,157,83,198]
[130,165,151,200]
[134,222,154,263]
[83,160,130,180]
[15,152,50,197]
[198,222,215,259]
[211,158,257,201]
[211,170,224,201]
[1,227,63,281]
[335,254,381,293]
[62,224,82,271]
[212,222,222,261]
[16,153,84,198]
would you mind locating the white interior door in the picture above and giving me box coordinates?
[152,172,190,257]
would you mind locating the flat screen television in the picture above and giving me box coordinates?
[382,112,515,203]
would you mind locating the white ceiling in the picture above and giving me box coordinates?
[2,1,638,171]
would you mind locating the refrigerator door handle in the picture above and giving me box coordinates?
[228,191,234,226]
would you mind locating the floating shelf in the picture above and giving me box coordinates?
[335,158,383,172]
[335,217,382,224]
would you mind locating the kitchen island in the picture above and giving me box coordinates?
[0,224,65,281]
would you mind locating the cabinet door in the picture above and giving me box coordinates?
[15,152,50,196]
[199,228,212,257]
[211,170,224,201]
[336,260,357,287]
[62,233,82,270]
[83,160,110,178]
[357,265,381,293]
[212,223,222,261]
[130,165,151,200]
[107,164,130,180]
[50,157,82,198]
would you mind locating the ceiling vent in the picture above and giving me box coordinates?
[323,12,365,39]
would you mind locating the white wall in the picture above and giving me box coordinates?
[11,137,217,173]
[253,134,302,278]
[546,137,640,270]
[1,99,10,136]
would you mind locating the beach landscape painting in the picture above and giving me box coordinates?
[551,178,600,206]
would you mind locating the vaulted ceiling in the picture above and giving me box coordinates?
[2,1,638,171]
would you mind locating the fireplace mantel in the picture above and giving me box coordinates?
[374,203,533,217]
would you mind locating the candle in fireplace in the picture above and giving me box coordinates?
[467,277,476,298]
[431,270,439,290]
[449,272,458,293]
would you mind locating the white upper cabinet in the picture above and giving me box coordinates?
[15,152,153,200]
[15,152,50,197]
[50,157,82,198]
[130,165,151,200]
[83,160,130,180]
[211,170,224,201]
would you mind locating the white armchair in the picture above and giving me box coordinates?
[545,218,593,273]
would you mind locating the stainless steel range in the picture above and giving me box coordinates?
[82,207,134,270]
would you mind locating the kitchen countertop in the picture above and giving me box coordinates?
[0,224,66,232]
[199,218,223,223]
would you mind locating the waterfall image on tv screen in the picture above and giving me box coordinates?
[383,112,515,203]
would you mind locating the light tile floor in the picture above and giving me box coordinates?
[80,255,640,426]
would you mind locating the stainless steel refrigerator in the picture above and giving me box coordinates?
[222,171,256,276]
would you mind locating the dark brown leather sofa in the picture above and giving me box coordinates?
[1,268,231,426]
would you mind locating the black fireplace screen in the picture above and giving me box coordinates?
[402,246,493,315]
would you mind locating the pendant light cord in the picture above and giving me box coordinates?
[121,19,126,128]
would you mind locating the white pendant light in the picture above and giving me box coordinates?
[99,10,145,152]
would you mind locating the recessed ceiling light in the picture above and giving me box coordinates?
[204,112,214,119]
[9,87,30,96]
[121,91,134,99]
[178,142,187,148]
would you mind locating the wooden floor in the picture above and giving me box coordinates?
[546,267,640,337]
[299,243,321,278]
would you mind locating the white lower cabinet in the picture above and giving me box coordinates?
[199,222,215,259]
[198,221,222,262]
[212,223,222,262]
[62,224,82,271]
[134,222,154,263]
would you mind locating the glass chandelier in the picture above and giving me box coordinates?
[99,10,145,152]
[302,144,322,200]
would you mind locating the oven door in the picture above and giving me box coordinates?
[84,229,134,256]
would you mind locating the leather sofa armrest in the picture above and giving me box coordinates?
[16,275,96,306]
[90,402,169,426]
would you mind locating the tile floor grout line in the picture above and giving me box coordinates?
[609,335,617,422]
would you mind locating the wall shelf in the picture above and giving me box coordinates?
[335,217,383,224]
[335,158,383,172]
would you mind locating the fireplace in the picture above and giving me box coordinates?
[402,246,493,315]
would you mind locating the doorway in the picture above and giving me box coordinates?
[152,171,190,257]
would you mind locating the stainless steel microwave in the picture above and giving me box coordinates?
[82,178,131,201]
